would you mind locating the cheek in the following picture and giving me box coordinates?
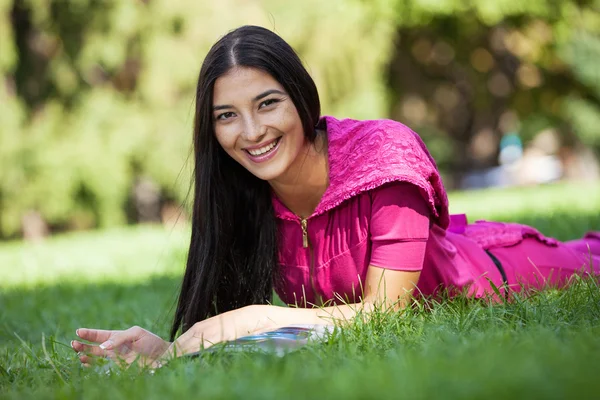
[277,106,304,141]
[287,115,305,147]
[214,127,238,152]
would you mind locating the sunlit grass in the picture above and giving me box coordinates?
[449,181,600,219]
[0,226,188,288]
[1,182,599,399]
[449,182,600,241]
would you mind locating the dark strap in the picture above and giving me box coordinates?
[485,249,509,296]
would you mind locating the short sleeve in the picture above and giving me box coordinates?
[369,182,431,271]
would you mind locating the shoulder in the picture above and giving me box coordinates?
[315,115,449,228]
[324,116,434,174]
[323,116,419,143]
[324,116,428,163]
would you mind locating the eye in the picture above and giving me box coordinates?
[259,98,280,109]
[216,111,235,120]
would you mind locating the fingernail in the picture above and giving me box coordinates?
[76,329,80,337]
[70,340,75,349]
[99,340,113,350]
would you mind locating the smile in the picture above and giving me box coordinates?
[245,137,281,156]
[246,138,281,156]
[243,137,282,163]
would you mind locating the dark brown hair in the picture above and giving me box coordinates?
[170,26,321,339]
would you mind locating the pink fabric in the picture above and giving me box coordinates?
[485,230,600,293]
[446,217,600,294]
[273,116,600,306]
[369,183,429,271]
[416,226,507,299]
[461,220,559,249]
[275,183,424,306]
[274,181,507,305]
[274,117,449,228]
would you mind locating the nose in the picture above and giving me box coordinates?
[241,116,266,143]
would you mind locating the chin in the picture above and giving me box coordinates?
[250,167,285,182]
[242,157,288,182]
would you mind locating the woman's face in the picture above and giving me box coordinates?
[212,66,307,182]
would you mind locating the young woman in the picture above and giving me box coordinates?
[71,26,600,367]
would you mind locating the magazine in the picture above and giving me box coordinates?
[190,324,335,357]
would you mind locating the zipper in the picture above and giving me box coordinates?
[298,217,321,305]
[300,218,308,248]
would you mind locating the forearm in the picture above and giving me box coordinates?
[168,302,372,357]
[169,267,419,358]
[261,302,374,328]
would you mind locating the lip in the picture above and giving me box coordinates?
[243,138,279,151]
[244,137,282,163]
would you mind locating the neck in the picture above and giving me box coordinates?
[269,132,328,218]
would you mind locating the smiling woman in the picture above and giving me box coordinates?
[71,25,600,368]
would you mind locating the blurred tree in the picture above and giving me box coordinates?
[385,0,600,185]
[0,0,395,238]
[1,0,598,239]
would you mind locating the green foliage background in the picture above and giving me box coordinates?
[1,0,599,238]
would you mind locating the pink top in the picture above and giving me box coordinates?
[274,182,504,306]
[272,116,503,306]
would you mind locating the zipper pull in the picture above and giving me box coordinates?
[300,218,308,248]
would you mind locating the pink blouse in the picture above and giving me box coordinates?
[273,182,503,306]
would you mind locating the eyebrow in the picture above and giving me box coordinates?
[212,89,286,111]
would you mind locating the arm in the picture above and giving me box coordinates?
[170,182,429,356]
[168,267,420,358]
[72,267,417,368]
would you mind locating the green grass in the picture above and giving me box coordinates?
[1,182,600,399]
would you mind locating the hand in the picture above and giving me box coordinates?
[71,326,170,367]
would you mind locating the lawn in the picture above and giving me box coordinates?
[1,182,600,399]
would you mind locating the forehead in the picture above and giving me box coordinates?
[213,67,284,104]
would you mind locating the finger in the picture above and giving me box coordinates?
[99,326,143,351]
[71,340,94,353]
[76,328,114,344]
[78,353,92,364]
[72,341,109,357]
[79,354,89,363]
[150,358,168,370]
[80,358,97,368]
[71,340,83,352]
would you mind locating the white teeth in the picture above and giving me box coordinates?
[247,138,279,156]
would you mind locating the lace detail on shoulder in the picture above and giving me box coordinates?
[312,117,449,229]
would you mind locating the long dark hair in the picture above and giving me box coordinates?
[170,26,321,339]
